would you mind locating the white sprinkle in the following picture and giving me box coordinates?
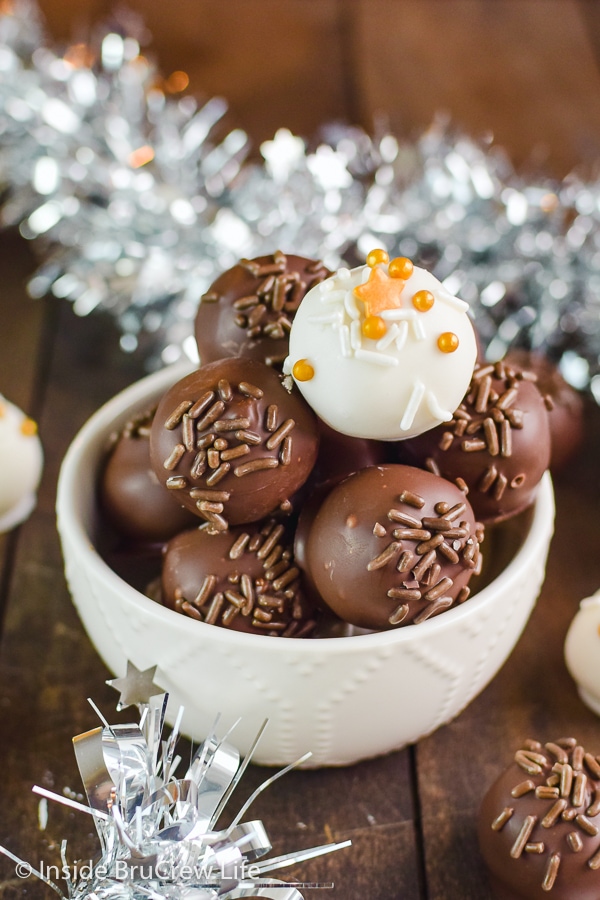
[426,390,452,422]
[282,356,292,375]
[320,289,346,305]
[318,278,336,294]
[436,287,469,312]
[344,288,360,319]
[355,348,398,367]
[380,308,417,321]
[350,318,362,350]
[376,322,401,350]
[38,798,48,831]
[411,315,426,341]
[307,310,343,325]
[337,323,352,357]
[394,320,409,351]
[400,380,426,430]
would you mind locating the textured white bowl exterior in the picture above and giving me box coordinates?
[57,363,555,767]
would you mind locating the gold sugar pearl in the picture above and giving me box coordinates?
[412,289,435,312]
[388,256,414,280]
[292,359,315,382]
[21,417,38,436]
[437,332,459,353]
[362,315,387,340]
[366,248,389,268]
[0,402,5,417]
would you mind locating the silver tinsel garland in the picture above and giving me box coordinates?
[0,1,599,400]
[0,661,349,899]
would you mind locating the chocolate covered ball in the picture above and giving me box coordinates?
[401,359,552,523]
[304,464,484,629]
[194,251,331,369]
[505,349,584,474]
[478,737,600,899]
[149,358,319,530]
[100,408,197,544]
[162,519,317,637]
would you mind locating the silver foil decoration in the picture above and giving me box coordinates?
[0,661,350,899]
[0,1,599,400]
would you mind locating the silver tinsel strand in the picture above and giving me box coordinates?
[0,661,350,899]
[0,1,599,400]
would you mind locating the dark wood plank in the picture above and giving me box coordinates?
[0,232,47,618]
[415,402,600,899]
[352,0,600,175]
[36,0,350,148]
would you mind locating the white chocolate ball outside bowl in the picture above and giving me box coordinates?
[0,396,43,532]
[285,262,478,440]
[565,588,600,715]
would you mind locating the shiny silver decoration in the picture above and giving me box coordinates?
[0,667,350,899]
[0,2,598,399]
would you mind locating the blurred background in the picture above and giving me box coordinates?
[32,0,600,177]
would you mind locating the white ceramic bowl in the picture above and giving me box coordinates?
[56,362,555,767]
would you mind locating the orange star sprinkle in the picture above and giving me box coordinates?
[354,266,406,318]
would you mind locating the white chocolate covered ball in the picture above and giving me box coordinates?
[0,396,43,532]
[284,258,477,440]
[565,588,600,715]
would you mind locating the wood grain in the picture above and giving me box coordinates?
[352,0,600,175]
[2,2,600,898]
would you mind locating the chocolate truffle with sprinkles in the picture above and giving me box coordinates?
[478,736,600,899]
[303,464,484,630]
[401,359,551,523]
[149,358,319,530]
[162,519,317,637]
[194,251,331,369]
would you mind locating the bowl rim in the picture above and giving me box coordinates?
[56,361,555,656]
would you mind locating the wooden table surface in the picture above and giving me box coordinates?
[1,2,600,898]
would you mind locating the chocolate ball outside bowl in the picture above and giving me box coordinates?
[149,358,319,530]
[194,251,331,369]
[304,463,484,630]
[401,359,552,523]
[478,737,600,899]
[162,519,317,637]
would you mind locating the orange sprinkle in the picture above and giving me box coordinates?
[165,70,190,93]
[362,315,387,340]
[292,359,315,382]
[412,290,435,312]
[437,332,459,353]
[128,145,155,168]
[354,266,406,317]
[21,417,38,436]
[366,248,389,268]
[388,257,414,280]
